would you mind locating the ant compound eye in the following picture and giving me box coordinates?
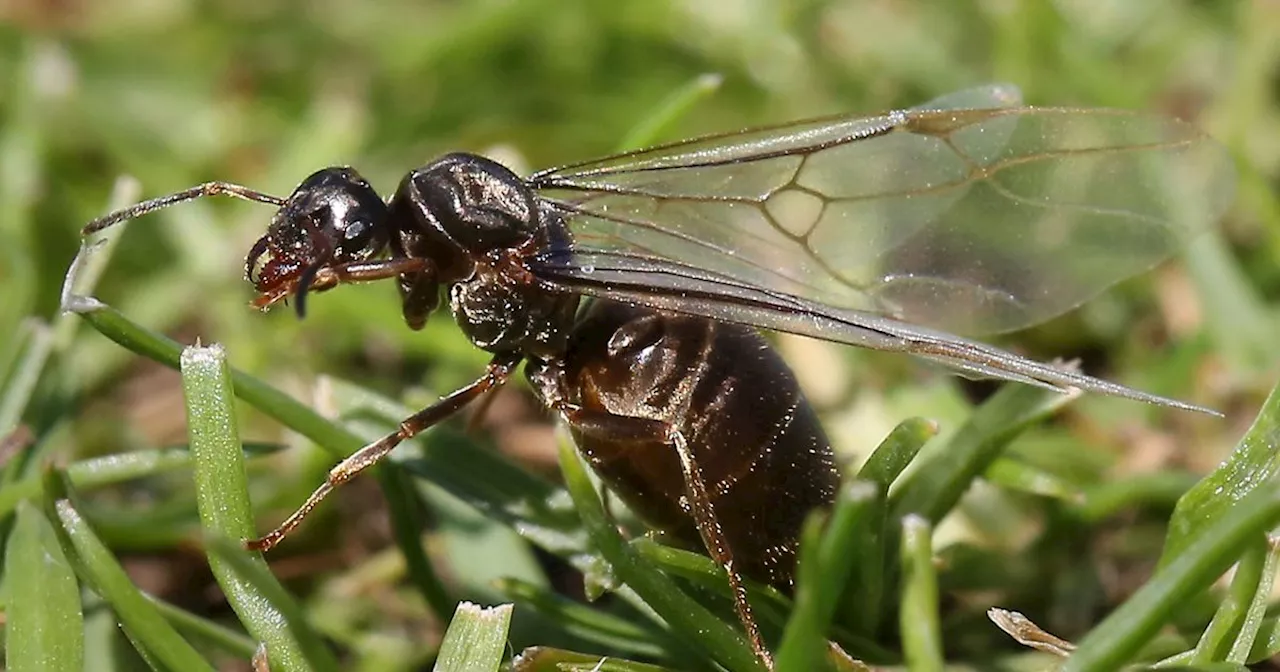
[344,220,369,242]
[336,217,385,259]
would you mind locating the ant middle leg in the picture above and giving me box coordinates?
[246,351,522,552]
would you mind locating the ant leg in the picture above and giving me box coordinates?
[558,404,773,670]
[246,351,523,552]
[251,257,433,309]
[464,384,503,435]
[324,258,431,283]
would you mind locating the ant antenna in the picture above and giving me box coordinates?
[81,182,287,236]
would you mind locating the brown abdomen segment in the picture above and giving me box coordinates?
[561,300,840,590]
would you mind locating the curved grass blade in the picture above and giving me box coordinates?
[616,73,724,152]
[855,417,938,491]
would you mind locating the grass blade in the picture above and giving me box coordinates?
[899,515,943,672]
[889,383,1070,524]
[775,482,879,672]
[1162,378,1280,567]
[4,501,84,672]
[616,73,724,152]
[495,577,668,658]
[433,602,514,672]
[855,417,937,491]
[1064,479,1280,671]
[378,466,456,622]
[202,535,340,671]
[1226,538,1280,662]
[47,492,213,672]
[181,343,338,672]
[557,431,765,672]
[1190,536,1268,663]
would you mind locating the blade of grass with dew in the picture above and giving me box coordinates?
[1063,478,1280,671]
[1188,535,1271,663]
[1161,378,1280,568]
[41,478,214,672]
[433,602,514,672]
[557,431,765,672]
[899,515,943,672]
[150,597,259,660]
[1243,615,1280,663]
[775,481,879,672]
[202,535,341,670]
[495,577,670,658]
[4,501,84,672]
[615,73,724,152]
[181,343,338,672]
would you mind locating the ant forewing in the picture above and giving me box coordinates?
[80,84,1234,668]
[523,86,1234,409]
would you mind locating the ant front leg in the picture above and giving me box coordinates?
[246,351,523,552]
[252,257,433,310]
[528,362,773,669]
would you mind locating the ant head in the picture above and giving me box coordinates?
[246,167,389,312]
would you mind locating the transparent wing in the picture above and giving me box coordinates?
[527,87,1234,336]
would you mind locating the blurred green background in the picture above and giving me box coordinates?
[3,0,1280,670]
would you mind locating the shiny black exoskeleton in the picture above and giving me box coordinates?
[223,154,839,664]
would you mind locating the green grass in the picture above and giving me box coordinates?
[3,1,1280,670]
